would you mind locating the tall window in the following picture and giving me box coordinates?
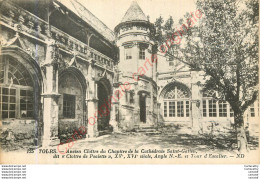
[139,48,145,59]
[203,100,207,117]
[177,101,184,117]
[63,94,76,118]
[125,48,132,60]
[202,90,233,118]
[250,104,255,117]
[164,102,167,117]
[163,85,190,118]
[1,88,16,118]
[208,99,217,117]
[130,92,134,104]
[0,56,34,119]
[169,101,175,117]
[219,100,227,117]
[20,89,33,118]
[186,101,190,117]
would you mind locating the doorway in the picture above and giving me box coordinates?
[97,81,111,132]
[139,94,146,123]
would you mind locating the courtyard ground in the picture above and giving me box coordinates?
[1,125,259,153]
[67,128,258,154]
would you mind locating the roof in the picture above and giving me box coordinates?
[56,0,115,42]
[121,1,148,23]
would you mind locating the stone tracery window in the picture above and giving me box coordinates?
[165,89,175,99]
[163,85,190,118]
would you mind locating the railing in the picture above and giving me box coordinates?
[51,26,114,70]
[0,1,114,71]
[0,1,49,38]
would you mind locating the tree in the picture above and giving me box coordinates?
[152,0,259,151]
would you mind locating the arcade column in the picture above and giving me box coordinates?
[86,61,98,138]
[109,89,119,132]
[42,40,60,147]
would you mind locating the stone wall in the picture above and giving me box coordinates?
[1,119,38,151]
[58,72,84,141]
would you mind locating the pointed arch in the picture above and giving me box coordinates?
[97,77,112,133]
[58,67,88,141]
[59,67,87,95]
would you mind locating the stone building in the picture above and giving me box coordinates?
[0,0,258,148]
[114,1,158,130]
[0,0,118,146]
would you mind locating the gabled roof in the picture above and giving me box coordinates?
[56,0,115,42]
[121,1,148,23]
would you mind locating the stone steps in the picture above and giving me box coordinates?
[134,124,161,135]
[98,130,112,136]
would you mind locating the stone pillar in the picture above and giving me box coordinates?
[133,43,139,72]
[86,98,98,138]
[146,94,151,124]
[42,40,60,147]
[157,102,161,129]
[134,86,140,124]
[109,91,119,132]
[86,61,98,138]
[150,83,154,125]
[118,46,125,70]
[191,70,203,134]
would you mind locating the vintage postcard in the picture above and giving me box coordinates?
[0,0,259,164]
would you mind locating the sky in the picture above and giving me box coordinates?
[77,0,197,30]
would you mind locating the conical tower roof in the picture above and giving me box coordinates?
[121,1,148,23]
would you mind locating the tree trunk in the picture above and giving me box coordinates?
[234,112,248,152]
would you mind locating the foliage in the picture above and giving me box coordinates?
[153,0,259,117]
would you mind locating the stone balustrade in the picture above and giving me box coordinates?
[51,26,114,70]
[0,2,49,39]
[0,1,114,71]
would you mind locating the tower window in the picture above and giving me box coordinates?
[139,48,145,59]
[125,48,132,60]
[130,93,134,104]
